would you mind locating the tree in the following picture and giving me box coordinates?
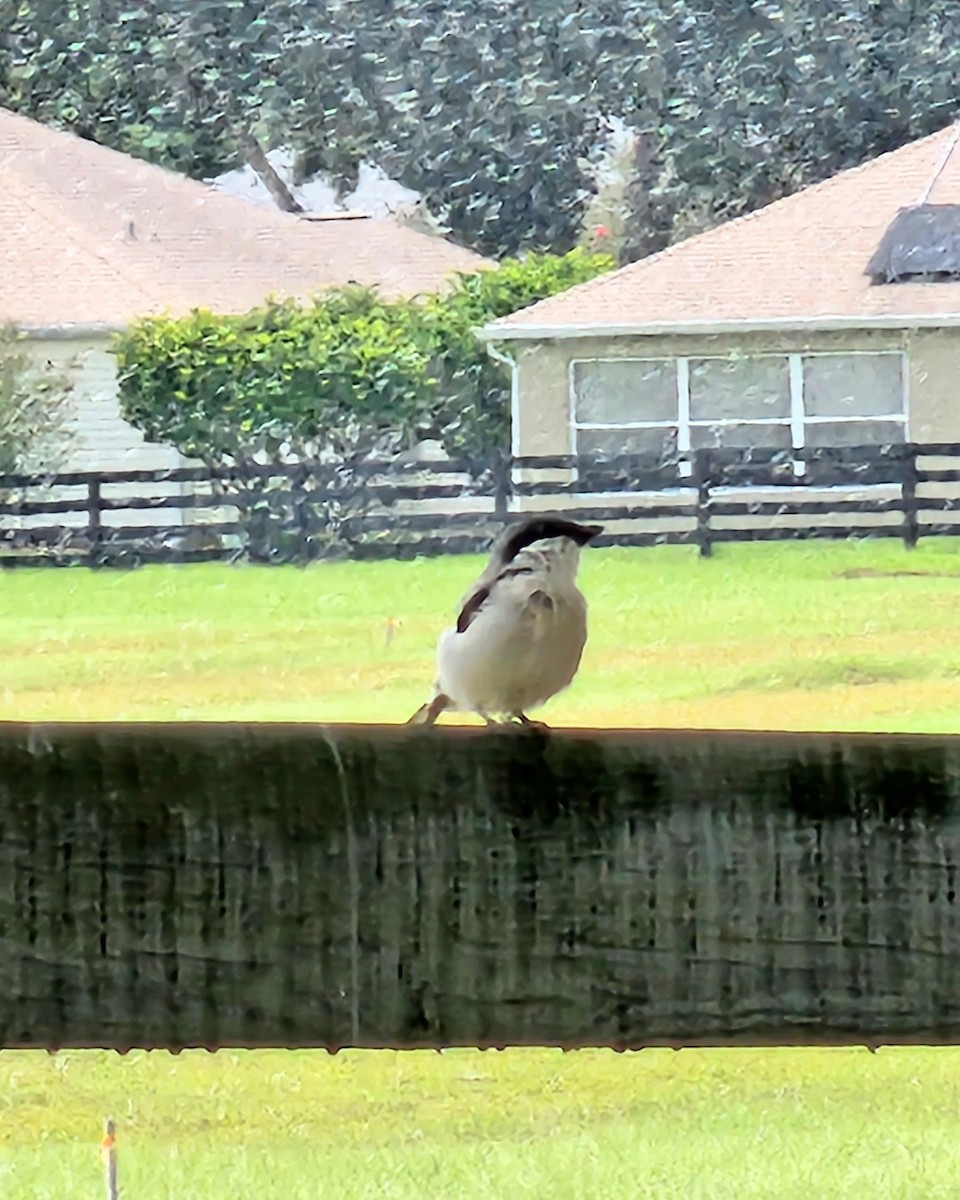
[113,249,616,556]
[614,1,960,260]
[0,0,616,253]
[113,249,614,464]
[3,1,960,261]
[0,324,76,476]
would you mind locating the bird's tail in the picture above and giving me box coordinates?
[405,691,452,726]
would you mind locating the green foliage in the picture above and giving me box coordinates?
[5,2,959,259]
[115,290,436,463]
[419,248,616,455]
[114,249,614,463]
[437,248,619,327]
[0,324,75,475]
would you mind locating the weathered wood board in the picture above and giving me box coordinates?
[0,722,957,1049]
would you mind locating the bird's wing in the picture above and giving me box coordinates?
[455,583,491,633]
[454,565,535,633]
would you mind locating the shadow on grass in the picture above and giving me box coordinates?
[715,656,959,695]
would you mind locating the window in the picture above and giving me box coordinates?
[689,356,791,449]
[802,354,903,418]
[571,358,679,462]
[571,358,680,460]
[570,351,907,458]
[802,353,906,449]
[572,359,675,424]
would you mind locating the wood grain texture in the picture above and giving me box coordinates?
[1,722,959,1049]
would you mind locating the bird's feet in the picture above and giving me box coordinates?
[513,712,550,733]
[476,712,550,732]
[405,692,452,726]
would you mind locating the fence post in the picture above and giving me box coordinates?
[101,1117,118,1200]
[694,449,713,558]
[291,465,311,561]
[86,478,103,565]
[901,444,919,550]
[493,449,513,521]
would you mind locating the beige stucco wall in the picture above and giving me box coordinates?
[512,327,960,454]
[9,336,193,530]
[903,329,960,443]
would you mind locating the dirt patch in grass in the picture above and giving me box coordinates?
[837,567,960,579]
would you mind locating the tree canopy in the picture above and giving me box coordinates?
[2,1,957,260]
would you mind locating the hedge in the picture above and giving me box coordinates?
[113,248,615,464]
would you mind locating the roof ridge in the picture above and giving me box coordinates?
[917,121,960,204]
[637,123,958,269]
[3,106,358,241]
[4,106,227,204]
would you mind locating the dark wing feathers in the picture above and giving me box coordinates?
[455,583,491,633]
[454,565,535,633]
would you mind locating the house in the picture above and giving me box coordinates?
[0,106,490,487]
[479,122,960,469]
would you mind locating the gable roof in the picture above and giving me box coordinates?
[0,107,491,331]
[482,122,960,340]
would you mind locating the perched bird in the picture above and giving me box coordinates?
[406,515,604,729]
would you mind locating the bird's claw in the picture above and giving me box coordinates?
[477,715,547,732]
[513,714,550,733]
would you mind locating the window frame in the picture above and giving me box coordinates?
[568,350,910,475]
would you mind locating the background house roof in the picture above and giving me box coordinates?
[486,122,960,338]
[0,108,491,329]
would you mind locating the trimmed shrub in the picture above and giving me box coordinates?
[114,248,615,464]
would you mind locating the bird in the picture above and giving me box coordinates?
[406,515,604,729]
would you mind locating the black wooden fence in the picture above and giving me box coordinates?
[2,443,959,566]
[3,721,960,1050]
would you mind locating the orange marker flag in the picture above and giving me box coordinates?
[101,1117,118,1199]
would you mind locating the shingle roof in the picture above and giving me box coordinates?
[0,107,491,328]
[486,122,960,337]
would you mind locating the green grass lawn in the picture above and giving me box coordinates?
[2,1046,960,1199]
[4,539,960,1196]
[4,537,960,729]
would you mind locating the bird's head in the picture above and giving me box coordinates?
[493,516,604,579]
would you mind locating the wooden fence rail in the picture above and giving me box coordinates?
[2,722,960,1050]
[2,443,960,565]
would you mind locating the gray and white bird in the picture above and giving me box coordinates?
[406,515,604,729]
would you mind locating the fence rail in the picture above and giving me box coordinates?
[2,443,959,566]
[5,722,960,1048]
